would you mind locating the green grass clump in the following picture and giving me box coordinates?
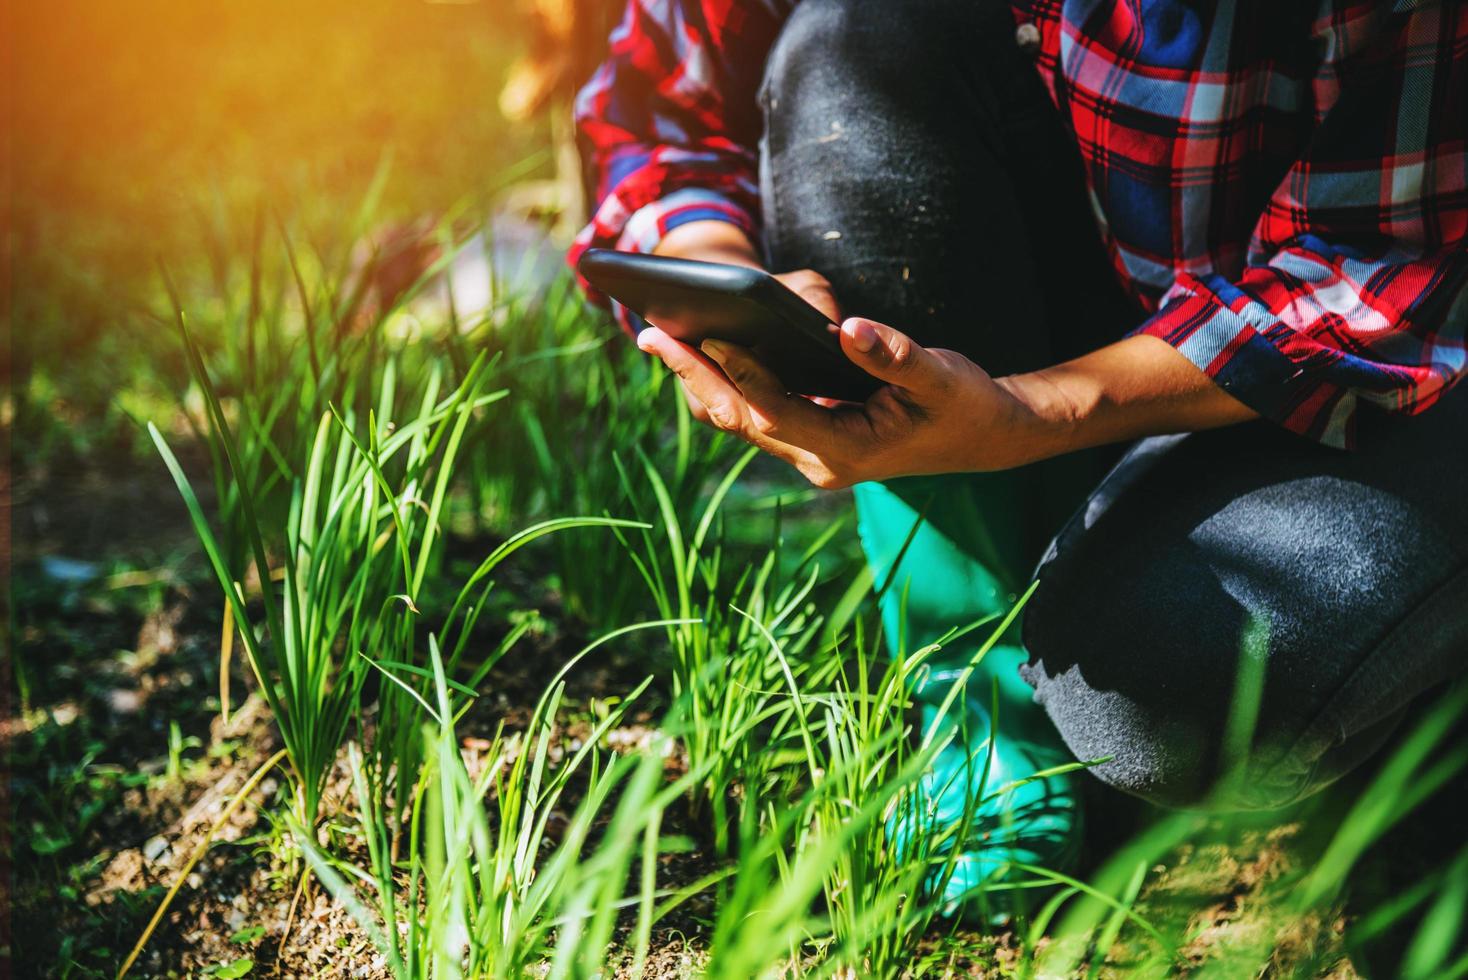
[302,628,697,979]
[462,273,746,628]
[149,338,501,824]
[612,446,851,855]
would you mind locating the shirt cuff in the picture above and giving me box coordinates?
[613,187,758,255]
[1132,275,1358,448]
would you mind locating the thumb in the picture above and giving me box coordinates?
[838,317,942,389]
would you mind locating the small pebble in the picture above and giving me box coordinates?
[107,688,144,714]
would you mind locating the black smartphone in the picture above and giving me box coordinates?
[577,249,880,402]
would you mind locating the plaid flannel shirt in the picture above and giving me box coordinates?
[570,0,1468,446]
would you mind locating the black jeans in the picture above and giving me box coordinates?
[759,0,1468,809]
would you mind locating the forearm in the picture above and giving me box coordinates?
[996,334,1259,465]
[654,220,763,268]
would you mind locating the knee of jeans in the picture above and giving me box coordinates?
[762,0,956,115]
[1019,654,1340,810]
[762,0,864,111]
[1020,546,1334,811]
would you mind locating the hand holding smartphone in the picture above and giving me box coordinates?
[577,249,881,402]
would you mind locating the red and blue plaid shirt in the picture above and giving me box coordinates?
[571,0,1468,446]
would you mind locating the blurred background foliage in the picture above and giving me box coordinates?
[10,0,546,264]
[6,0,595,463]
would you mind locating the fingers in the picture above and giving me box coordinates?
[678,377,712,424]
[774,269,843,323]
[699,339,833,442]
[637,328,859,486]
[636,328,798,450]
[838,317,947,391]
[636,327,744,430]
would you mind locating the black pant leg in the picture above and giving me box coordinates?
[757,0,1138,376]
[1022,388,1468,809]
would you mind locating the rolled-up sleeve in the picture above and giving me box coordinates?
[569,0,788,332]
[1135,3,1468,447]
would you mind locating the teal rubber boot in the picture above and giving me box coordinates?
[853,475,1082,920]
